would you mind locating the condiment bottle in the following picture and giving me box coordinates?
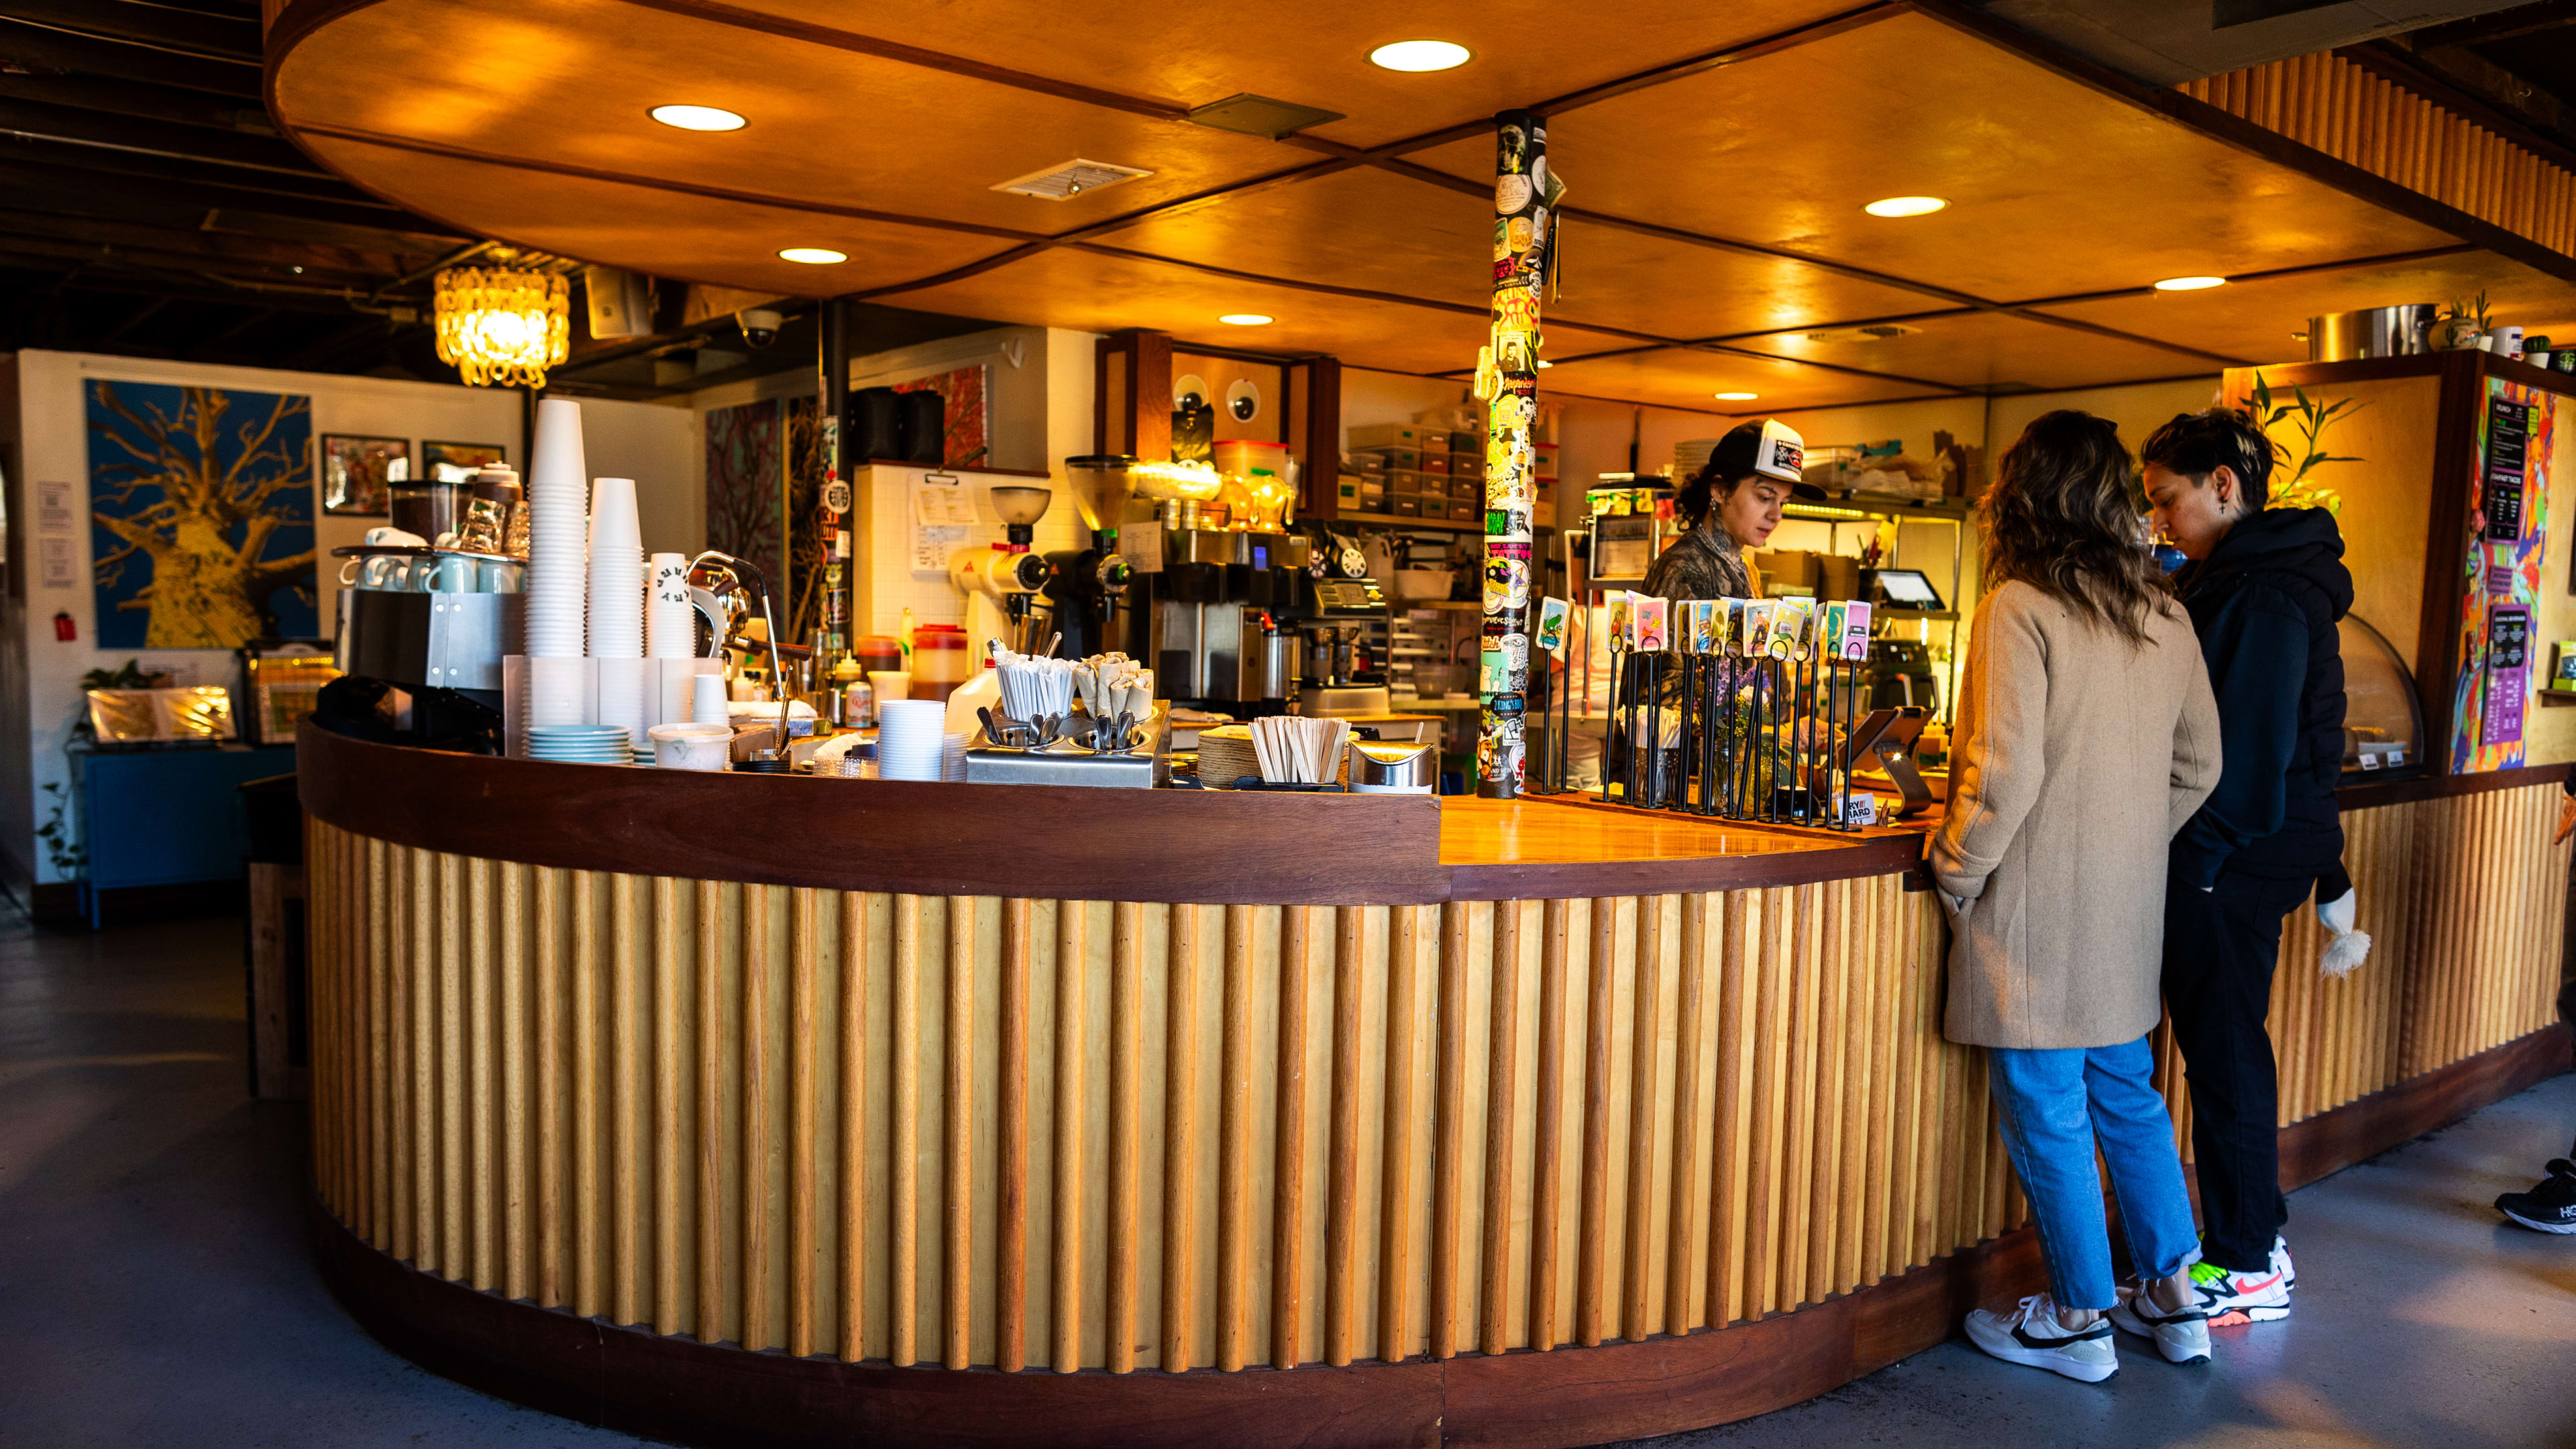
[911,623,970,702]
[854,634,904,678]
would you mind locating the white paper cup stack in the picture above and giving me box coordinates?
[525,398,590,725]
[942,732,969,782]
[876,700,947,782]
[586,477,646,746]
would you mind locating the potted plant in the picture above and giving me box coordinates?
[2250,372,2361,515]
[2436,292,2490,350]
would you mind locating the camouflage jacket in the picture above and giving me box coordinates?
[1641,521,1758,602]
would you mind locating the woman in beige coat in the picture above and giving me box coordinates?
[1932,411,2223,1383]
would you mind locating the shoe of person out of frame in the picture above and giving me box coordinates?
[2495,1159,2576,1234]
[2108,1283,2213,1365]
[1964,1295,2120,1383]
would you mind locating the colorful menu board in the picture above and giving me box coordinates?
[2451,379,2556,772]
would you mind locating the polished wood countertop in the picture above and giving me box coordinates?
[297,723,1926,905]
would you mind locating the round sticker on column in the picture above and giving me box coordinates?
[1495,172,1533,215]
[823,479,851,515]
[1501,632,1529,674]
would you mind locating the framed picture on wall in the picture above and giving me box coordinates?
[421,439,507,482]
[319,434,408,515]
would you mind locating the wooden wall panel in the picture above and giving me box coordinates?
[305,791,2563,1378]
[2184,54,2576,254]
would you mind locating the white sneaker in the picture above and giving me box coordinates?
[2271,1234,2296,1290]
[2110,1285,2213,1364]
[1964,1295,2119,1383]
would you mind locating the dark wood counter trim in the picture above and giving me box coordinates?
[297,726,1939,903]
[295,722,1447,906]
[2273,1023,2569,1190]
[2335,762,2567,809]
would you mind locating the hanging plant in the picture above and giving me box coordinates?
[2249,372,2363,515]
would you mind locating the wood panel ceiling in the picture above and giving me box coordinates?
[266,0,2576,414]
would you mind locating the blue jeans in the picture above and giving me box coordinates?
[1988,1036,2201,1310]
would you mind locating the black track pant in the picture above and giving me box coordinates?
[2161,871,2315,1275]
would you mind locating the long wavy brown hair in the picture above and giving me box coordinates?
[1981,410,2171,647]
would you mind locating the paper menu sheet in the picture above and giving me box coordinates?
[909,471,973,574]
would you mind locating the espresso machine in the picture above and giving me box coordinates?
[1277,525,1392,716]
[1141,525,1313,713]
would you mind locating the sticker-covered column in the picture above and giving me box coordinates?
[1475,108,1561,798]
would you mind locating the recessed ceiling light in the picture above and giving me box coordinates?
[650,104,745,132]
[1369,40,1471,71]
[1863,196,1947,217]
[2153,275,2226,291]
[778,247,847,264]
[1715,391,1760,401]
[1219,313,1273,325]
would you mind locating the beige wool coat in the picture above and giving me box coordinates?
[1929,580,2222,1050]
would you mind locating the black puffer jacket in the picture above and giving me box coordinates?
[2169,506,2352,888]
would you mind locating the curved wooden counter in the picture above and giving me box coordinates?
[295,724,2572,1447]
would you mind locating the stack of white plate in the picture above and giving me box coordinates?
[877,701,947,782]
[525,724,635,765]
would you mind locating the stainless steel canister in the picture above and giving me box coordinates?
[1345,739,1436,794]
[2308,305,2438,362]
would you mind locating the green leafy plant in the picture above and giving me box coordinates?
[2443,290,2493,333]
[78,658,158,691]
[36,781,83,879]
[2249,372,2363,515]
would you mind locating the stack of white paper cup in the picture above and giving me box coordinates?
[941,732,969,782]
[876,701,947,782]
[690,672,730,726]
[647,552,696,725]
[525,399,590,726]
[587,477,646,746]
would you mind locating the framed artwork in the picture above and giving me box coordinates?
[320,433,407,515]
[422,439,507,482]
[87,380,317,648]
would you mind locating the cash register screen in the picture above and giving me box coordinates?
[1873,568,1943,610]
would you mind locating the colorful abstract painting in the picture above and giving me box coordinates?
[87,380,317,649]
[2449,378,2555,773]
[893,364,989,470]
[704,398,784,598]
[782,395,829,647]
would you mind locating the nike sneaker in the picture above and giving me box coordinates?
[2496,1159,2576,1234]
[2110,1285,2213,1364]
[1964,1295,2120,1383]
[2184,1258,2290,1325]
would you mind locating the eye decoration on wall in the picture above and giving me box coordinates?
[1224,377,1262,423]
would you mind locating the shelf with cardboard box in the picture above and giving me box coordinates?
[1341,419,1560,530]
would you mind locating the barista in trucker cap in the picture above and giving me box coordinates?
[1643,418,1817,602]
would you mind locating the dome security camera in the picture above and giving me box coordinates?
[736,307,783,348]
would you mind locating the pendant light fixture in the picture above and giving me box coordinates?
[433,261,570,387]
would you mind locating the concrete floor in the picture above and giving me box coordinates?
[1,910,2570,1449]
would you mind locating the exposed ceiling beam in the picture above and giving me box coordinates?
[0,173,456,258]
[0,205,417,284]
[0,150,465,238]
[0,15,258,96]
[0,227,386,290]
[0,71,276,136]
[0,0,261,62]
[0,262,384,317]
[93,292,170,343]
[0,95,329,176]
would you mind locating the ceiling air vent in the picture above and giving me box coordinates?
[1801,323,1919,345]
[992,159,1153,201]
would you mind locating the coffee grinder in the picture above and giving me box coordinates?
[946,484,1053,654]
[1041,455,1140,661]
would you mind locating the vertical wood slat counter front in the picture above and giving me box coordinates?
[294,724,2571,1448]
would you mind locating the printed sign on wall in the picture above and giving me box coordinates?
[2451,379,2556,772]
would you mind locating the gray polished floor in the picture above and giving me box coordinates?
[2,906,2569,1448]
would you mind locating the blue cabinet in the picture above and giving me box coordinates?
[75,745,297,927]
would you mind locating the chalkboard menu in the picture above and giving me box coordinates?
[2485,394,2531,540]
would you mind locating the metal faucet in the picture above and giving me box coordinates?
[686,549,791,761]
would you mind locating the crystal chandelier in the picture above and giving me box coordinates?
[432,264,569,387]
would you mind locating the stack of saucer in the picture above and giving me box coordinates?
[877,701,947,781]
[525,724,635,765]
